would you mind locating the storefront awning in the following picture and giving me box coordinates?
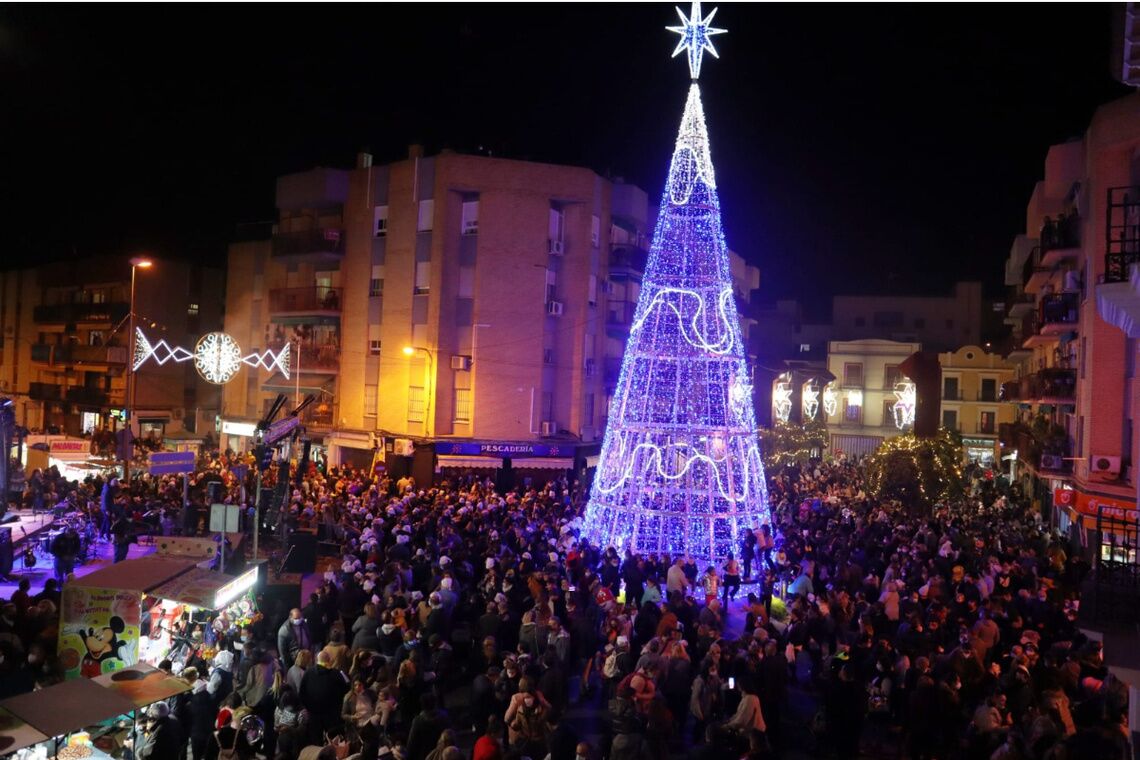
[70,557,198,594]
[93,664,191,709]
[0,676,137,738]
[152,566,260,610]
[263,373,335,393]
[437,455,502,469]
[510,456,574,470]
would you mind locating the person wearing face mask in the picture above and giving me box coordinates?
[505,685,551,759]
[277,608,313,664]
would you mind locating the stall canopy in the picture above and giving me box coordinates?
[69,557,198,594]
[0,676,136,738]
[93,664,191,709]
[0,706,48,756]
[152,566,258,610]
[510,457,574,470]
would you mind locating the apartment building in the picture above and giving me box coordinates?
[832,281,985,351]
[1001,94,1140,543]
[221,148,760,477]
[824,339,921,457]
[0,256,224,438]
[937,345,1016,465]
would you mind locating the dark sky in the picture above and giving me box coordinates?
[0,4,1131,316]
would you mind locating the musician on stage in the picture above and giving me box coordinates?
[111,512,134,563]
[49,526,81,581]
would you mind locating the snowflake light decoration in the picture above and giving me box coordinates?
[892,380,916,430]
[194,332,243,385]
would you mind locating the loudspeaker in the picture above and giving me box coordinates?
[261,576,303,613]
[0,527,11,576]
[284,532,317,574]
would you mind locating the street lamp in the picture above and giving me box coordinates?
[402,345,435,437]
[124,256,153,483]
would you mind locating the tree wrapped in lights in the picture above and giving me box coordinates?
[581,3,770,561]
[863,427,965,512]
[760,420,829,471]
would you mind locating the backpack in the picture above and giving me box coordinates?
[603,651,621,680]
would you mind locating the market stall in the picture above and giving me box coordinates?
[0,677,137,759]
[0,706,48,758]
[92,664,191,711]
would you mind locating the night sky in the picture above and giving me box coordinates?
[1,4,1131,317]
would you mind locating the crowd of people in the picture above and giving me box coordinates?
[0,450,1130,760]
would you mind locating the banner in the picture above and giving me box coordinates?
[1054,488,1137,522]
[440,441,570,458]
[57,586,141,679]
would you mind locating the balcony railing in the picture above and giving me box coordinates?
[975,422,997,435]
[1082,507,1140,627]
[30,344,53,363]
[605,301,637,334]
[1039,292,1079,328]
[66,387,115,406]
[297,343,340,371]
[28,382,62,401]
[1040,211,1080,253]
[271,228,345,258]
[1019,368,1076,402]
[1105,186,1140,283]
[30,344,128,366]
[33,302,129,324]
[942,389,964,400]
[609,244,648,278]
[268,286,342,314]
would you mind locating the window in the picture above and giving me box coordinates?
[88,331,104,346]
[854,316,866,327]
[369,340,381,356]
[943,377,959,400]
[461,200,479,235]
[546,268,557,302]
[370,265,384,296]
[844,401,861,422]
[883,364,902,389]
[591,215,600,247]
[90,289,106,304]
[883,399,897,427]
[588,275,598,306]
[942,409,958,431]
[979,411,996,435]
[417,200,434,232]
[843,362,863,387]
[364,385,378,417]
[543,348,555,365]
[414,261,430,294]
[980,378,997,402]
[799,343,811,353]
[584,393,595,422]
[408,386,426,422]
[373,205,389,237]
[187,303,199,316]
[454,388,472,423]
[873,311,904,328]
[549,207,564,243]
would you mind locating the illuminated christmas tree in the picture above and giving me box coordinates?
[582,2,770,561]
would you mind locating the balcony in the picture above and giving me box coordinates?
[999,380,1020,402]
[974,422,997,435]
[33,301,129,325]
[1018,368,1076,404]
[1039,212,1080,263]
[1104,186,1140,284]
[29,344,129,367]
[603,357,622,386]
[271,228,345,260]
[605,301,637,337]
[30,344,53,364]
[1022,292,1079,348]
[609,244,648,280]
[28,382,63,402]
[942,389,964,401]
[268,286,343,316]
[66,387,115,407]
[293,342,340,372]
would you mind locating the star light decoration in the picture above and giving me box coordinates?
[822,383,838,417]
[772,375,793,424]
[133,328,291,385]
[801,379,820,421]
[667,1,726,80]
[892,380,917,430]
[580,4,770,562]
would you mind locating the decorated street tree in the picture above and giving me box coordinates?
[760,419,829,471]
[581,3,771,561]
[864,427,965,512]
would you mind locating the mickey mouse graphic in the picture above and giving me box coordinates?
[80,615,127,678]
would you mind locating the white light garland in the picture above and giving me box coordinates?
[801,379,819,421]
[772,375,793,423]
[133,329,292,383]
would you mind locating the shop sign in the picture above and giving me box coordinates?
[1054,488,1137,522]
[148,450,196,475]
[49,440,89,456]
[214,566,259,609]
[221,421,257,437]
[441,441,570,458]
[58,586,141,680]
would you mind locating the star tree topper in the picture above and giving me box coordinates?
[667,1,727,80]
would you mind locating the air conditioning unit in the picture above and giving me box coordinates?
[546,301,564,316]
[450,355,472,371]
[1040,454,1064,470]
[393,438,415,457]
[540,421,558,436]
[584,359,596,377]
[1091,454,1122,475]
[548,239,564,256]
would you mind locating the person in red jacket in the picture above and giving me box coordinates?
[472,715,504,760]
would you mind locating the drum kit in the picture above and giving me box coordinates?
[28,514,102,567]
